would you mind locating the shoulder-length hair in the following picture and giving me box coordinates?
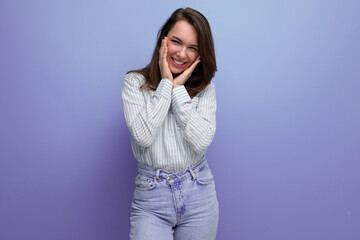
[129,8,217,98]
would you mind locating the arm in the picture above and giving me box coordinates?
[171,82,217,152]
[121,73,172,147]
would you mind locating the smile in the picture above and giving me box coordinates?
[172,58,186,65]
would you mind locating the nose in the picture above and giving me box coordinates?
[177,46,187,59]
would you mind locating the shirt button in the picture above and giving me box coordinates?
[167,176,172,181]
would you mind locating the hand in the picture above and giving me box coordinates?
[173,55,201,88]
[159,37,173,81]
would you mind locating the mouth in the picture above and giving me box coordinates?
[171,57,186,66]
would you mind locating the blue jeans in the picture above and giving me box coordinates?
[129,158,219,240]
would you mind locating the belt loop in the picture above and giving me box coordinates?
[188,168,197,180]
[155,169,161,181]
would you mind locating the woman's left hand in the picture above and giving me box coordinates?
[173,55,201,88]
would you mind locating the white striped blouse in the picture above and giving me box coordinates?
[121,72,216,172]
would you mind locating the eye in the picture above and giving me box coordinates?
[189,47,198,52]
[171,40,180,45]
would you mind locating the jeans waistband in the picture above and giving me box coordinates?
[137,158,208,181]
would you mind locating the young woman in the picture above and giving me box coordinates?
[122,8,218,240]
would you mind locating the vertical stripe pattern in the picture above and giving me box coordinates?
[122,72,216,172]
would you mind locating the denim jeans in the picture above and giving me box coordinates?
[129,158,219,240]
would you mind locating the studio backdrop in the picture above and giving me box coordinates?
[1,0,359,239]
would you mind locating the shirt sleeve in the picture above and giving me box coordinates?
[171,82,217,152]
[121,73,173,147]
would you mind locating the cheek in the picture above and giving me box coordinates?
[188,52,199,63]
[166,44,176,56]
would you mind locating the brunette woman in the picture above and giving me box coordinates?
[122,7,218,240]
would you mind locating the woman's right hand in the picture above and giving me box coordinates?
[159,37,173,81]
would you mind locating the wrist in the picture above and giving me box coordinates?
[172,83,182,88]
[162,75,173,81]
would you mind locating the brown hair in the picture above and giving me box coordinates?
[128,8,217,98]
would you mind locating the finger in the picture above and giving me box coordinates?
[194,55,201,64]
[186,57,201,73]
[160,38,168,55]
[159,42,163,63]
[159,39,166,71]
[159,39,167,63]
[160,38,166,52]
[162,41,168,63]
[196,55,201,62]
[163,37,169,55]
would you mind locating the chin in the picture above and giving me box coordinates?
[170,68,184,75]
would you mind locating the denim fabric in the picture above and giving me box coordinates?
[129,158,219,240]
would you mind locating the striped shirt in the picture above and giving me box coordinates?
[121,72,216,172]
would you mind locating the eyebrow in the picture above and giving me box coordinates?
[171,36,198,48]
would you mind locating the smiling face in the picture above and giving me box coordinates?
[166,20,199,75]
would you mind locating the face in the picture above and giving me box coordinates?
[166,20,199,74]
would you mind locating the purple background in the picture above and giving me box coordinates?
[1,1,359,239]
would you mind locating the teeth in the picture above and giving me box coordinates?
[173,58,185,65]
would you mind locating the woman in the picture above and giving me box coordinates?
[122,7,218,240]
